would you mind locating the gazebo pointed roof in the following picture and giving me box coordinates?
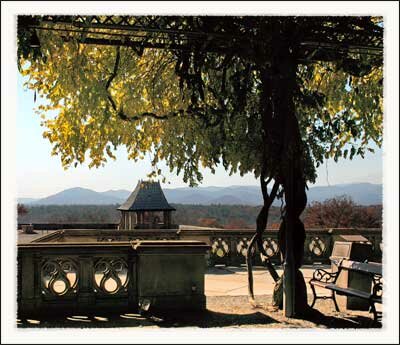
[117,180,175,212]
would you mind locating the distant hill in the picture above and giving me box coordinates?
[306,183,383,205]
[18,183,382,206]
[17,197,38,204]
[164,183,382,206]
[163,185,261,205]
[100,189,131,200]
[30,187,122,205]
[208,194,245,205]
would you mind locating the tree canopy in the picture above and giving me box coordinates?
[18,16,383,186]
[17,15,383,316]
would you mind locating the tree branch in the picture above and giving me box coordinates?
[117,110,182,122]
[104,48,226,126]
[106,46,121,113]
[117,104,225,128]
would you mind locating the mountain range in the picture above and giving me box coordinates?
[18,183,382,206]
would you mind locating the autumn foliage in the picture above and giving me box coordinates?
[302,195,382,228]
[17,204,28,216]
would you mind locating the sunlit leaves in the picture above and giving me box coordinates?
[18,17,383,186]
[21,32,188,172]
[297,61,383,178]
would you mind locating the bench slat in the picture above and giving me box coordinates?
[339,260,382,275]
[325,284,374,300]
[371,296,382,304]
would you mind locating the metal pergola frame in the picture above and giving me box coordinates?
[21,15,383,61]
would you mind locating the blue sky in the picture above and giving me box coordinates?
[16,73,383,198]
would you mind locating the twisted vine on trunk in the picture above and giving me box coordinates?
[274,117,308,313]
[246,177,280,306]
[270,32,308,314]
[246,25,309,314]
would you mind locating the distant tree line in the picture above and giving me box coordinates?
[17,196,382,229]
[173,204,281,228]
[302,196,382,229]
[18,204,121,224]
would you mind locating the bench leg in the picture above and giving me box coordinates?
[310,283,317,308]
[332,291,340,312]
[370,302,379,324]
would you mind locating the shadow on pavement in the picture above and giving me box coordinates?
[153,309,280,328]
[17,310,278,329]
[17,307,380,329]
[294,306,381,329]
[207,266,277,275]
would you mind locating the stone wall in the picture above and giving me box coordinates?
[31,227,382,265]
[17,240,208,317]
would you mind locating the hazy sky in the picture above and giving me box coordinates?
[16,73,383,199]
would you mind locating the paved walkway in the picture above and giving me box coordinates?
[205,265,330,297]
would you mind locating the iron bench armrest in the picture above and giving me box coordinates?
[372,274,383,299]
[309,268,340,311]
[310,269,339,284]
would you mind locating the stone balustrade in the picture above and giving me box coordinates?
[29,227,382,266]
[18,223,119,230]
[18,227,381,316]
[17,240,208,317]
[178,228,382,266]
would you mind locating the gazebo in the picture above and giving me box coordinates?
[117,180,176,230]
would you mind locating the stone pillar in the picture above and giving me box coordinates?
[331,241,373,310]
[129,213,133,229]
[168,212,172,227]
[120,212,123,230]
[22,224,34,234]
[77,256,95,308]
[120,212,125,230]
[18,251,39,316]
[119,212,123,229]
[135,241,209,312]
[137,212,142,227]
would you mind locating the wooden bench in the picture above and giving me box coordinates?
[309,259,383,323]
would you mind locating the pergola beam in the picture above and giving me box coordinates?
[21,15,383,62]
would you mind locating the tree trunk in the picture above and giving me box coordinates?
[258,28,308,316]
